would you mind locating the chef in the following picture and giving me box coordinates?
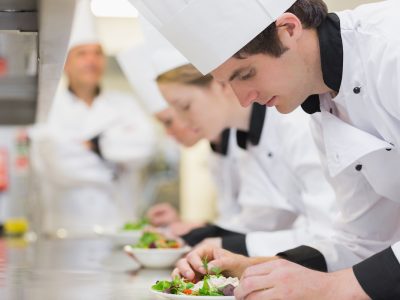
[30,0,155,237]
[117,42,207,235]
[129,0,400,299]
[117,44,202,149]
[152,45,337,258]
[117,37,245,236]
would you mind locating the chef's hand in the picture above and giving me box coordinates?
[235,260,370,300]
[169,221,204,236]
[147,203,180,226]
[172,245,277,280]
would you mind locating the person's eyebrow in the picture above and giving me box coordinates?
[229,67,247,82]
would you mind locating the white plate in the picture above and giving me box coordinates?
[151,290,235,300]
[99,230,142,246]
[124,245,191,268]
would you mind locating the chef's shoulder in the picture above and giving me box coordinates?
[101,90,143,109]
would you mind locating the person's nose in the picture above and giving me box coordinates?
[230,83,259,108]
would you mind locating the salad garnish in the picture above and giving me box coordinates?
[152,276,238,296]
[152,257,238,296]
[122,218,149,231]
[134,232,181,249]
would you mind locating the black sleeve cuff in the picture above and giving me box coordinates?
[222,233,248,256]
[277,245,327,272]
[181,225,221,246]
[353,247,400,300]
[181,224,242,247]
[89,135,103,158]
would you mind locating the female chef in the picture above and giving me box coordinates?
[150,45,336,257]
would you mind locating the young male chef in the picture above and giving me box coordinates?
[130,0,400,299]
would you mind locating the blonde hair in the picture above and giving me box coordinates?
[156,64,213,87]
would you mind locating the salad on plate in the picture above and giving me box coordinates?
[151,258,238,297]
[152,275,238,297]
[134,231,181,249]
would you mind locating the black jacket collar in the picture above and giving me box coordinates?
[236,103,266,150]
[301,13,344,114]
[210,128,231,155]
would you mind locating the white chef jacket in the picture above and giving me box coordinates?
[30,89,156,236]
[209,129,244,228]
[218,105,337,255]
[284,1,400,275]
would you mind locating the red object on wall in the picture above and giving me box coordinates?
[0,57,7,76]
[15,129,29,172]
[0,149,9,192]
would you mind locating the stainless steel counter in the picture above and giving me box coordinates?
[0,237,172,300]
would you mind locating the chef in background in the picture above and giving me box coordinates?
[117,44,202,149]
[29,0,155,237]
[117,43,211,235]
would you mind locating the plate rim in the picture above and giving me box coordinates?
[125,245,191,254]
[100,230,143,236]
[150,289,235,300]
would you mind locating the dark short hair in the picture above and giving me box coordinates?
[234,0,328,58]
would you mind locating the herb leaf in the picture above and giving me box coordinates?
[199,277,210,295]
[211,266,222,276]
[152,280,171,292]
[201,256,209,273]
[123,218,149,230]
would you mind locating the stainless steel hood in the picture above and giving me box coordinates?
[0,0,75,125]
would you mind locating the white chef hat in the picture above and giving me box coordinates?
[128,0,296,74]
[116,45,168,114]
[139,16,188,77]
[68,0,100,50]
[150,45,188,78]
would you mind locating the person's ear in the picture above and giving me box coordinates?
[275,12,303,45]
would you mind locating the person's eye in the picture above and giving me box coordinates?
[239,69,255,81]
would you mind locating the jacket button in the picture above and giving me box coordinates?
[355,164,363,171]
[353,87,361,94]
[268,152,273,158]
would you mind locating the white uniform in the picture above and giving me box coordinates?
[126,0,400,296]
[218,106,337,255]
[30,89,155,235]
[209,129,244,228]
[297,1,400,272]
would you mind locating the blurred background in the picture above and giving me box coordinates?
[0,0,380,239]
